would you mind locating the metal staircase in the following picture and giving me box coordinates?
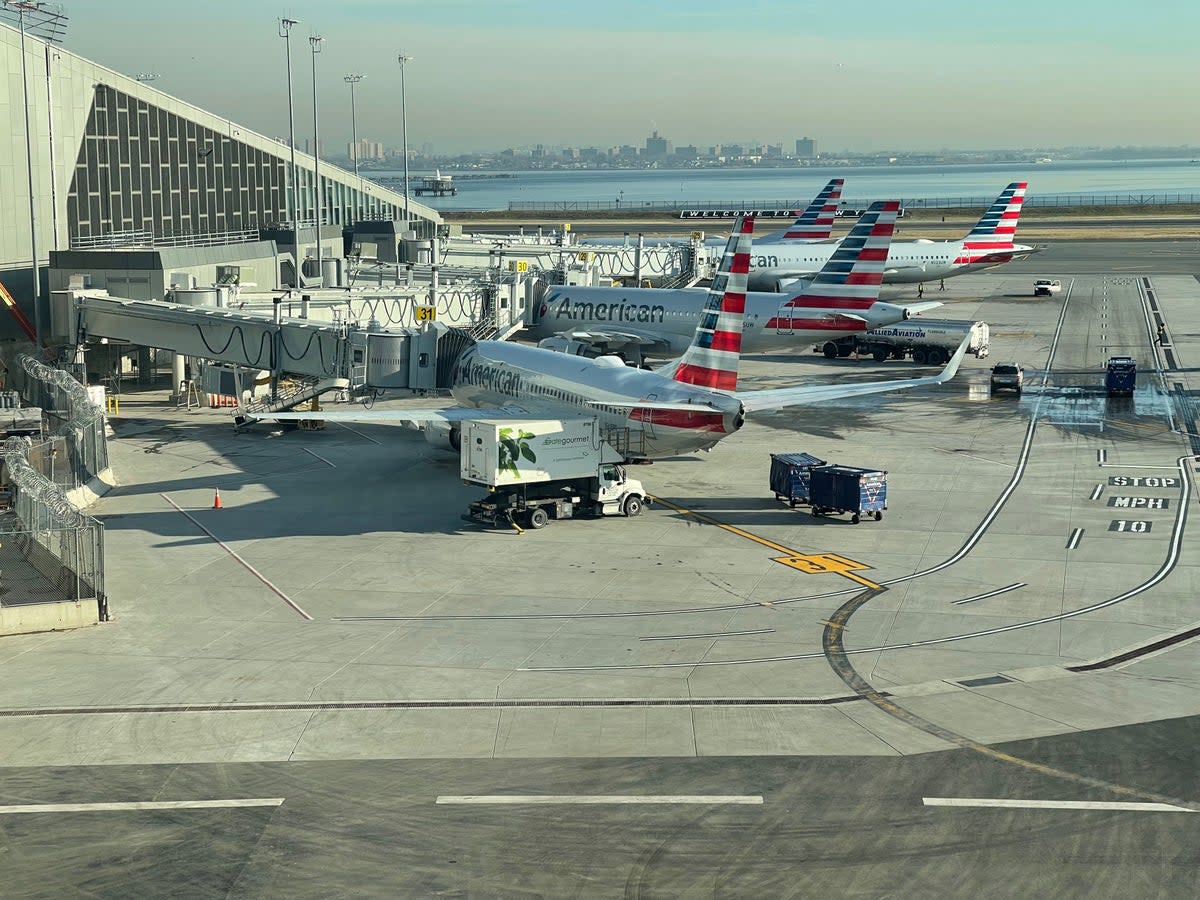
[234,375,350,424]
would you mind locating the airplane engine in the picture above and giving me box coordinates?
[422,422,461,452]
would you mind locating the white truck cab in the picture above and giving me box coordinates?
[1034,279,1062,296]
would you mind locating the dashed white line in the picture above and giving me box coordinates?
[1089,484,1103,501]
[1066,528,1084,551]
[0,799,285,815]
[161,493,313,621]
[923,798,1192,813]
[303,447,337,468]
[436,795,763,806]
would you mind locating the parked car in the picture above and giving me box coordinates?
[1034,279,1061,296]
[990,362,1025,395]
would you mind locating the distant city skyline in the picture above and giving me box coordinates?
[61,1,1197,155]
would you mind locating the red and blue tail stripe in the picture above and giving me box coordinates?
[780,178,844,240]
[957,182,1027,263]
[672,215,753,392]
[782,200,898,310]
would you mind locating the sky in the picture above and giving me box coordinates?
[59,0,1200,155]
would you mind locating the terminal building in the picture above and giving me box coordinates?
[0,19,441,338]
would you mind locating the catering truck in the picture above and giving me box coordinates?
[816,319,989,365]
[462,417,647,530]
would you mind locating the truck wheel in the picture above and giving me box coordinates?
[892,350,906,360]
[872,350,889,362]
[913,349,929,365]
[822,342,839,359]
[837,345,854,358]
[622,495,643,518]
[528,508,550,529]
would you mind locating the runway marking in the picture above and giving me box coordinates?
[951,583,1026,605]
[334,421,382,445]
[922,798,1193,813]
[436,795,763,806]
[0,798,285,815]
[1089,484,1103,501]
[161,493,313,621]
[1096,449,1107,464]
[1066,528,1084,550]
[1099,463,1179,470]
[649,495,881,590]
[639,628,774,641]
[303,447,336,468]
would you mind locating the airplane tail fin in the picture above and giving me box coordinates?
[779,177,844,240]
[783,200,898,310]
[671,215,753,392]
[964,182,1026,245]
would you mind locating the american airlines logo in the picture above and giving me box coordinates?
[554,299,665,323]
[459,360,522,396]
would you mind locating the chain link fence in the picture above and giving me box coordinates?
[2,354,108,621]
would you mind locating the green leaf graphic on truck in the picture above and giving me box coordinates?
[498,428,537,476]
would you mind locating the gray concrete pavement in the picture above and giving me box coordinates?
[1,242,1199,895]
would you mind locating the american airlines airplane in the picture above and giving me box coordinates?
[748,182,1036,291]
[257,217,968,460]
[530,201,933,365]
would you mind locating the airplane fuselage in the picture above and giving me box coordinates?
[448,340,744,458]
[531,287,911,358]
[749,239,1034,289]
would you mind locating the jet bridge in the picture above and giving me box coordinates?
[48,289,472,396]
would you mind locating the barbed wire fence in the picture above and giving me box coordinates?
[1,354,108,621]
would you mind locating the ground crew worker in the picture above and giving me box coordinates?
[917,284,924,298]
[1157,323,1167,345]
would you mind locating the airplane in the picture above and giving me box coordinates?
[529,201,938,366]
[747,182,1037,291]
[252,216,969,461]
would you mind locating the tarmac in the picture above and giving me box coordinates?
[1,241,1198,897]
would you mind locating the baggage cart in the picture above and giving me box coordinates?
[810,465,888,524]
[769,452,826,507]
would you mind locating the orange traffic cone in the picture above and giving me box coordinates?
[213,488,222,509]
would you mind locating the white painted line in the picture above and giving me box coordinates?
[1089,484,1103,501]
[161,494,313,621]
[1097,463,1179,470]
[335,421,382,445]
[436,795,763,806]
[1066,528,1084,551]
[1097,449,1107,464]
[303,447,337,468]
[951,583,1026,606]
[0,798,285,815]
[640,628,775,641]
[923,798,1192,813]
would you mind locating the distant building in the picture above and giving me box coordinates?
[674,145,700,159]
[795,137,817,159]
[619,144,639,157]
[645,131,672,157]
[532,144,548,158]
[562,147,580,159]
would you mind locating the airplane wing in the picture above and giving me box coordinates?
[247,405,530,424]
[557,327,672,350]
[737,334,970,413]
[901,301,943,315]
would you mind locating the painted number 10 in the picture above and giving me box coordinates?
[1109,519,1152,533]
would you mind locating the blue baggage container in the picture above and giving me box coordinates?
[770,452,826,506]
[810,465,888,523]
[1105,356,1136,396]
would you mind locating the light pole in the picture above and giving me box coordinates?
[278,17,300,282]
[2,0,66,347]
[344,74,365,178]
[309,34,323,284]
[397,53,413,228]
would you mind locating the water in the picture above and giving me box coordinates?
[366,159,1200,211]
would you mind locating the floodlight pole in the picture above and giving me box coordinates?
[310,35,323,284]
[15,2,41,344]
[278,17,300,283]
[397,54,413,229]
